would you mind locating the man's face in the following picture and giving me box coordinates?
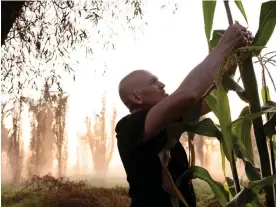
[129,71,168,109]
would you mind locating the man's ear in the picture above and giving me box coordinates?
[128,92,143,105]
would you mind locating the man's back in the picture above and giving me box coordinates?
[115,110,196,207]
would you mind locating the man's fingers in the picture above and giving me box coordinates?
[241,31,254,45]
[235,21,247,32]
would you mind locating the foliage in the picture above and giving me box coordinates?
[252,1,276,56]
[27,83,55,176]
[1,0,146,102]
[171,1,276,207]
[53,93,68,177]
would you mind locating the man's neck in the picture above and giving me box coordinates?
[130,106,152,114]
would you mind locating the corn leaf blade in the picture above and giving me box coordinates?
[176,166,229,206]
[232,106,254,161]
[227,174,276,207]
[252,1,276,55]
[209,30,225,51]
[263,114,276,138]
[216,88,234,162]
[202,0,217,49]
[234,0,248,24]
[222,75,248,103]
[220,142,226,177]
[184,118,222,139]
[232,107,276,125]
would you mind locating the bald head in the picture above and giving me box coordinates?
[118,70,167,112]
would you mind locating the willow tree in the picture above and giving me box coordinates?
[27,82,55,176]
[1,0,145,103]
[1,102,9,156]
[53,93,68,178]
[1,102,10,177]
[7,100,24,184]
[84,96,117,177]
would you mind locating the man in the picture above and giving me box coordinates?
[115,23,253,207]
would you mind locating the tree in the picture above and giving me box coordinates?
[1,102,11,179]
[1,0,145,102]
[7,101,24,184]
[1,102,10,154]
[84,96,117,177]
[27,82,55,176]
[53,93,68,177]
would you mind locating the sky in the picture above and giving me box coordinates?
[62,0,276,170]
[2,0,276,177]
[66,0,276,120]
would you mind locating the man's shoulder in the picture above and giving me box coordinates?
[115,111,149,157]
[115,110,148,136]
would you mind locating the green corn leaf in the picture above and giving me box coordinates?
[252,1,276,56]
[220,142,226,177]
[233,139,261,182]
[226,177,237,197]
[244,160,261,181]
[261,101,276,110]
[223,183,233,200]
[261,101,276,118]
[222,75,248,102]
[232,106,254,161]
[176,166,229,206]
[205,92,219,118]
[234,0,248,24]
[273,140,276,161]
[232,107,276,125]
[263,114,276,138]
[216,88,235,162]
[227,174,276,207]
[233,139,254,164]
[261,86,271,102]
[209,30,225,51]
[184,118,222,140]
[202,0,217,49]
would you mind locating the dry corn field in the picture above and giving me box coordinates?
[1,174,222,207]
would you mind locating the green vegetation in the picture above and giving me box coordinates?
[173,1,276,207]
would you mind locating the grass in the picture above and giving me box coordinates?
[1,175,223,207]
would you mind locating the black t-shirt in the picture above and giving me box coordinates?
[115,103,201,207]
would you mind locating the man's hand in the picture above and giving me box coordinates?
[218,22,254,51]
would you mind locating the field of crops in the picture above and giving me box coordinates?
[1,175,221,207]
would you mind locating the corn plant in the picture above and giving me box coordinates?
[167,1,276,207]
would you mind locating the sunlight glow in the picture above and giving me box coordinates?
[2,0,275,181]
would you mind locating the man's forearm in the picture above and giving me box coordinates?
[175,44,231,102]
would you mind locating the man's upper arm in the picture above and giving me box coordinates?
[144,90,196,141]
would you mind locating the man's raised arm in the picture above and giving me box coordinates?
[143,23,253,141]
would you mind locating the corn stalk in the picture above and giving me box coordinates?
[233,1,276,205]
